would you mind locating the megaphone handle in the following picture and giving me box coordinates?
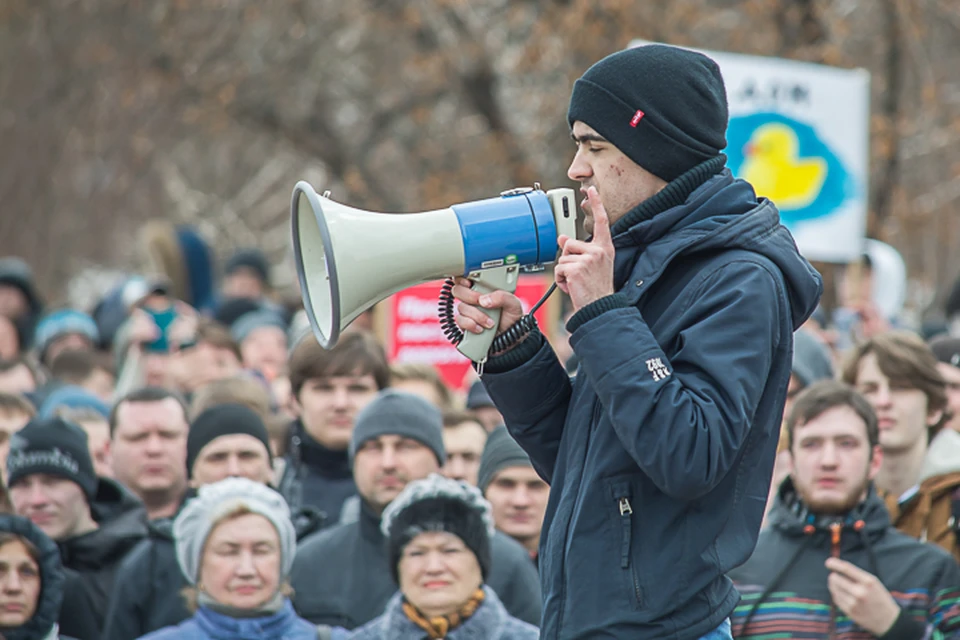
[457,265,519,363]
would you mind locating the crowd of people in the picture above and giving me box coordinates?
[0,246,550,639]
[1,238,959,639]
[2,42,960,640]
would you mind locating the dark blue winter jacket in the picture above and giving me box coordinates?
[482,158,823,639]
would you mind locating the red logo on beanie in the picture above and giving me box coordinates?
[630,110,645,127]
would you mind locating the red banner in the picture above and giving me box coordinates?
[386,275,554,391]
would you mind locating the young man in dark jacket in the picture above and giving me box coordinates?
[453,43,823,639]
[277,330,389,519]
[730,381,960,637]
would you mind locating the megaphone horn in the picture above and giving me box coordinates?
[292,182,577,363]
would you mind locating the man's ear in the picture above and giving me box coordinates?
[926,408,944,429]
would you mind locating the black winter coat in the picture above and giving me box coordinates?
[59,478,148,633]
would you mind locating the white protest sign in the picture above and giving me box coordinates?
[630,41,871,263]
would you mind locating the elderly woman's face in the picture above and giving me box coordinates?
[200,513,281,609]
[399,531,483,618]
[0,539,41,627]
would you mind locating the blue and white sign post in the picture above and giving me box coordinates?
[630,42,871,263]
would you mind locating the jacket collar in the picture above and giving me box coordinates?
[195,599,300,639]
[768,477,891,540]
[290,419,352,479]
[359,498,385,542]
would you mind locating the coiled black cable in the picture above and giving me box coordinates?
[438,277,557,358]
[438,278,463,345]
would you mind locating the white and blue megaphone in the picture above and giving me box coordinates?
[291,182,578,363]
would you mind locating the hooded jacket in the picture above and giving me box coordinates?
[347,586,539,640]
[729,479,960,638]
[883,428,960,563]
[0,515,78,640]
[59,477,148,631]
[102,488,326,640]
[290,499,541,629]
[481,159,823,639]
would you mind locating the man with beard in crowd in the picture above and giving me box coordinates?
[730,381,960,637]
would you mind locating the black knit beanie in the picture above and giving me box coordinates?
[567,44,728,182]
[187,403,272,478]
[381,474,494,585]
[6,417,98,501]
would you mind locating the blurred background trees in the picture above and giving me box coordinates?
[2,0,959,316]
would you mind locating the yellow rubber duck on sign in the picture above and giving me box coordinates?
[741,123,827,210]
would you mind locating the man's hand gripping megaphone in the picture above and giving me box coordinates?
[453,186,615,364]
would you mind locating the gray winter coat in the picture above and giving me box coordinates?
[348,586,539,640]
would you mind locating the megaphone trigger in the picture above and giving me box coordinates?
[455,265,520,363]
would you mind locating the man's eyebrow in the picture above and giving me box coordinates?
[571,132,608,144]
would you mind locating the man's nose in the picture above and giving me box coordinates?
[567,148,591,182]
[27,484,49,506]
[820,443,839,466]
[445,457,465,477]
[144,433,164,455]
[873,386,893,407]
[226,455,242,477]
[380,447,397,470]
[512,487,533,507]
[331,386,350,408]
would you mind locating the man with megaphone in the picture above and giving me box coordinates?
[452,44,824,640]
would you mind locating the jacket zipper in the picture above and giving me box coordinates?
[619,496,642,605]
[828,522,842,640]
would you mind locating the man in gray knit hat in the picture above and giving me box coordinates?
[290,390,541,630]
[478,426,549,566]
